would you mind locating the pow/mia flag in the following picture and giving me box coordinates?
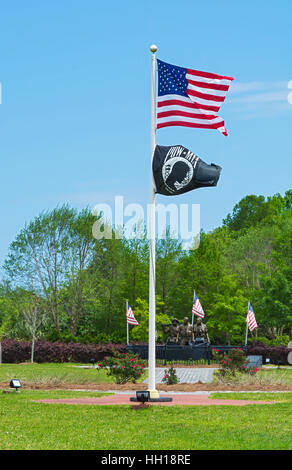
[152,145,222,196]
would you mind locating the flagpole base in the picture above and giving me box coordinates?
[147,389,160,399]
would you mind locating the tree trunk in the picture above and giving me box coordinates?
[31,337,35,363]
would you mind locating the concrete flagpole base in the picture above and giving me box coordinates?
[147,389,160,399]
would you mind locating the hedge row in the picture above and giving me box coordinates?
[247,341,292,365]
[0,339,126,363]
[0,339,291,365]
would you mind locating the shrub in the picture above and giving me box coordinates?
[269,336,290,347]
[246,336,290,347]
[161,367,179,385]
[212,348,255,377]
[1,339,126,363]
[99,350,146,384]
[247,341,292,365]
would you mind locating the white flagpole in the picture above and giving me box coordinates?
[148,44,159,399]
[126,300,129,346]
[192,290,195,328]
[245,301,249,346]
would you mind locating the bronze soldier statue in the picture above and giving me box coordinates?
[163,318,180,344]
[193,317,209,343]
[179,317,193,345]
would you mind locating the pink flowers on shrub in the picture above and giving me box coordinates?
[162,367,179,385]
[214,348,261,378]
[99,350,146,384]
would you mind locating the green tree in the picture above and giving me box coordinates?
[222,225,278,293]
[89,235,126,335]
[4,206,77,330]
[129,297,171,343]
[4,206,97,334]
[169,229,226,321]
[223,193,286,232]
[207,275,247,344]
[21,296,47,362]
[59,208,97,335]
[121,232,149,308]
[156,230,183,314]
[254,270,292,338]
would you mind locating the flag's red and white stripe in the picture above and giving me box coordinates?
[157,68,234,136]
[192,294,205,319]
[246,305,257,332]
[126,306,139,325]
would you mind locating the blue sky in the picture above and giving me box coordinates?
[0,0,291,273]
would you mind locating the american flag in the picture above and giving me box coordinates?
[126,305,139,325]
[246,303,258,332]
[192,292,205,319]
[157,59,234,136]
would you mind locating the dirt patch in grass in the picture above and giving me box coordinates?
[1,381,292,392]
[17,362,39,365]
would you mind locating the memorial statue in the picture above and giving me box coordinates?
[193,317,209,343]
[162,318,180,344]
[179,317,193,345]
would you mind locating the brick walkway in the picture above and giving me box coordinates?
[36,394,274,406]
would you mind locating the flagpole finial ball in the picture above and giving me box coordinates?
[150,44,158,53]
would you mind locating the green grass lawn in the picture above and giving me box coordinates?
[0,363,292,450]
[0,388,291,450]
[0,362,146,386]
[212,392,292,401]
[213,366,292,386]
[1,362,291,388]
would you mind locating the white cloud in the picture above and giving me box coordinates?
[230,90,288,104]
[226,80,292,118]
[229,81,287,95]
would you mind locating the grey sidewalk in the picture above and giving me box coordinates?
[143,367,217,384]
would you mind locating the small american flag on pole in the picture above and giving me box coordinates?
[126,305,139,325]
[157,59,234,136]
[192,292,205,319]
[246,303,258,332]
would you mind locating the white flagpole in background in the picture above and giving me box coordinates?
[148,44,159,398]
[245,301,249,346]
[192,291,195,328]
[126,299,129,346]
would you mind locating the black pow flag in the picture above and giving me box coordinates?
[152,145,222,196]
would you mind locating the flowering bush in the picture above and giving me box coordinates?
[212,348,258,377]
[161,367,179,385]
[99,350,146,384]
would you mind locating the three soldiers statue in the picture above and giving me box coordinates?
[163,316,209,345]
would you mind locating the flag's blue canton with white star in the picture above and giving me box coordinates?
[157,59,188,98]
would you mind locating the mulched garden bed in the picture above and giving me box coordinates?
[2,381,292,392]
